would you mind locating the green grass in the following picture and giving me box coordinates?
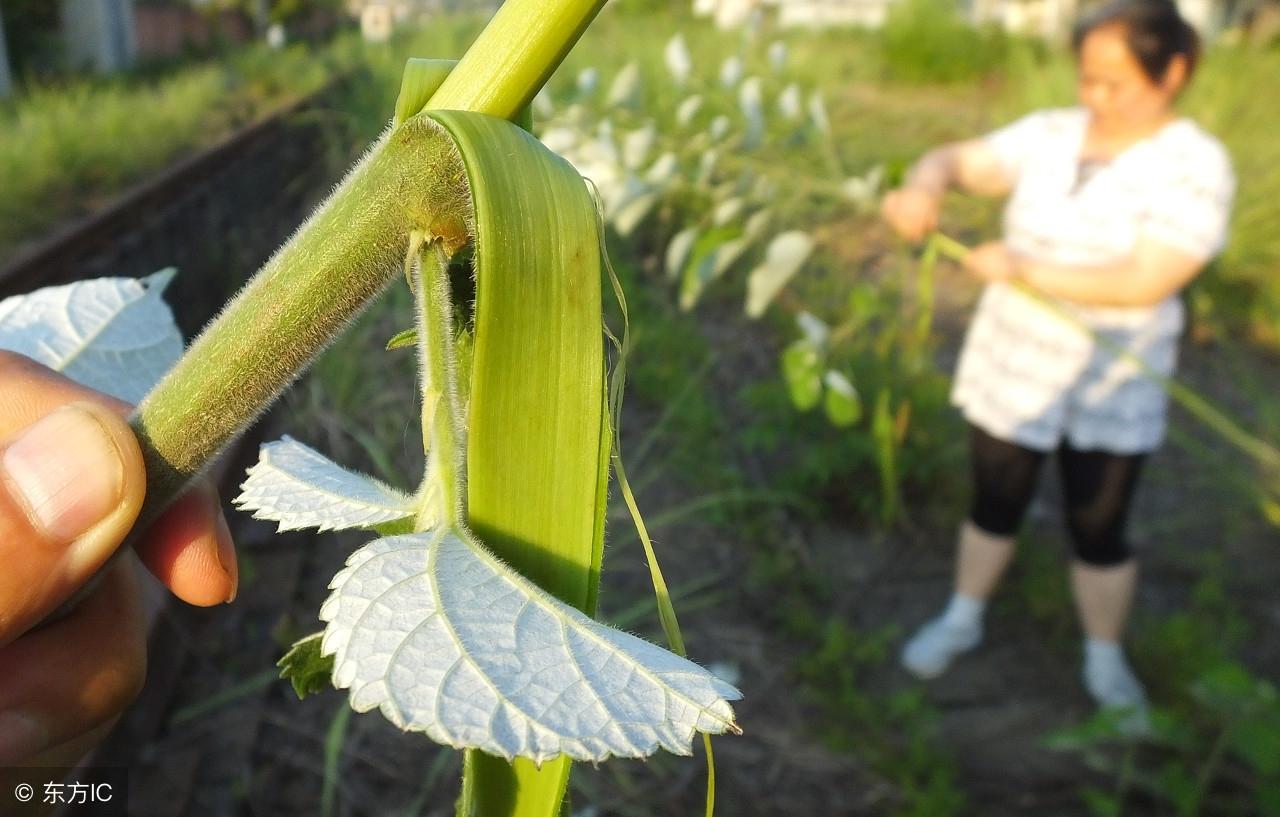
[0,37,351,257]
[0,19,491,260]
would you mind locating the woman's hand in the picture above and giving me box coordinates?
[0,351,238,767]
[962,241,1021,282]
[881,187,943,244]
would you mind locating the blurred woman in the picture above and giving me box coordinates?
[881,0,1234,727]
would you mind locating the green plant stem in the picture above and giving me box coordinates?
[416,241,465,528]
[427,0,607,119]
[130,120,468,530]
[127,0,609,533]
[1114,742,1134,817]
[1193,726,1231,815]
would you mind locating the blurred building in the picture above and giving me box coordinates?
[972,0,1240,37]
[60,0,137,73]
[716,0,1243,35]
[345,0,496,41]
[765,0,896,27]
[132,5,253,59]
[343,0,498,17]
[0,8,12,97]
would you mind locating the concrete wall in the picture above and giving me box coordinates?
[0,9,12,98]
[60,0,137,74]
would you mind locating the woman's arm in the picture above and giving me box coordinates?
[964,239,1208,307]
[1018,238,1206,307]
[883,140,1018,243]
[908,139,1018,198]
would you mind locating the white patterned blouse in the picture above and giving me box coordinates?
[951,107,1236,454]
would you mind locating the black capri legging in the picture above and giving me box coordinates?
[968,424,1145,566]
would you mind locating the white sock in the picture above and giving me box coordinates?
[900,594,985,679]
[1083,637,1146,708]
[940,593,985,632]
[1084,638,1124,671]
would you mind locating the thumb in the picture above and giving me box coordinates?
[0,402,145,645]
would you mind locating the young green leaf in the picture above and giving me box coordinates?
[0,269,183,404]
[823,370,862,427]
[319,528,741,764]
[278,633,336,700]
[385,328,417,350]
[235,436,418,533]
[782,339,823,411]
[678,226,746,310]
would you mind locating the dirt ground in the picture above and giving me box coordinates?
[81,229,1280,817]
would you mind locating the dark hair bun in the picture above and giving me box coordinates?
[1073,0,1202,83]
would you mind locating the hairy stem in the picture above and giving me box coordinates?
[126,0,608,531]
[415,243,466,529]
[130,119,469,529]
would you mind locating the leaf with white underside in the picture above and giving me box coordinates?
[745,231,815,318]
[0,269,183,404]
[664,33,692,86]
[666,227,699,281]
[320,528,742,764]
[823,370,862,428]
[235,436,418,533]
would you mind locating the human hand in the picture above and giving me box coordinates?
[0,351,238,767]
[880,187,943,244]
[962,241,1021,282]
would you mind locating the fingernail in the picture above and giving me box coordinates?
[2,405,123,544]
[214,512,238,603]
[0,711,49,765]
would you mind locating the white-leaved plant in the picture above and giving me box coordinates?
[220,74,744,768]
[4,3,750,816]
[745,231,815,319]
[664,33,693,86]
[0,271,183,404]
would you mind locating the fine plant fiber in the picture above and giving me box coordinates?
[322,706,353,817]
[591,183,729,817]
